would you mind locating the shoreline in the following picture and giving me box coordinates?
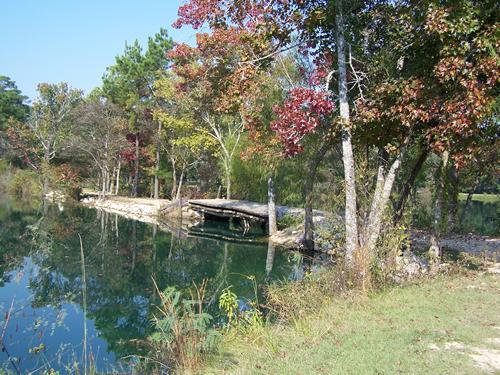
[78,195,500,256]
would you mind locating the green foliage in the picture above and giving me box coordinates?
[6,169,41,199]
[148,280,220,372]
[203,273,500,374]
[0,75,29,131]
[218,275,264,333]
[219,286,238,325]
[277,213,303,230]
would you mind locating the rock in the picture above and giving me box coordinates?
[43,190,66,202]
[394,251,429,282]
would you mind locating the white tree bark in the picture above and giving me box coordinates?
[336,0,359,262]
[115,160,121,195]
[175,164,185,200]
[364,148,406,254]
[202,114,243,200]
[154,120,162,199]
[268,174,277,236]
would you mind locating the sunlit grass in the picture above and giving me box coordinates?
[202,273,500,374]
[458,193,500,203]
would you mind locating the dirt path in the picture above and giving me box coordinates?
[411,229,500,257]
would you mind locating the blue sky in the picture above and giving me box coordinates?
[0,0,195,101]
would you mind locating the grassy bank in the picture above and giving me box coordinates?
[458,193,500,203]
[201,271,499,374]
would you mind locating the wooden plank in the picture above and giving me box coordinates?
[189,199,269,220]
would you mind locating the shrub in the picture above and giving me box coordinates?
[147,280,220,373]
[6,169,41,199]
[218,276,264,333]
[277,213,303,230]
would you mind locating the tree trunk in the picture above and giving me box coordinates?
[115,160,121,195]
[170,156,177,200]
[105,168,110,195]
[109,167,115,195]
[154,121,162,199]
[363,149,388,245]
[364,147,406,255]
[42,149,51,197]
[101,169,107,198]
[43,175,50,197]
[265,240,276,277]
[335,0,359,262]
[429,151,449,260]
[393,146,429,223]
[267,173,278,236]
[132,132,139,197]
[303,145,329,251]
[225,160,232,199]
[175,165,185,200]
[446,164,459,233]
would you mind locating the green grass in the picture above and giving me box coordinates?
[202,273,500,374]
[458,193,500,203]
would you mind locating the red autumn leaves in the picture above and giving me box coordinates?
[271,87,334,157]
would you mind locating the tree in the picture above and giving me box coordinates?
[168,23,270,199]
[0,76,29,156]
[103,29,173,198]
[74,95,128,197]
[154,73,216,200]
[7,83,82,195]
[360,0,498,255]
[172,0,498,265]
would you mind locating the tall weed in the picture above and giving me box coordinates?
[147,279,220,373]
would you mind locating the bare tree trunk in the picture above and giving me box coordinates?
[336,0,359,262]
[303,144,329,250]
[265,240,276,277]
[132,132,139,197]
[115,160,121,195]
[105,168,110,195]
[364,148,406,255]
[43,175,50,197]
[363,149,388,245]
[170,156,177,200]
[268,173,278,236]
[175,165,185,201]
[42,150,51,197]
[101,169,107,198]
[225,160,232,199]
[393,146,429,223]
[109,167,115,195]
[447,165,459,233]
[154,121,162,199]
[429,151,449,260]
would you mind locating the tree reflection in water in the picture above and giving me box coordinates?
[0,200,298,372]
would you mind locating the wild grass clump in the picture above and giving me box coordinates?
[218,276,264,334]
[277,213,304,230]
[267,222,424,323]
[265,265,350,322]
[146,280,221,374]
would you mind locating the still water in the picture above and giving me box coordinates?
[0,200,299,373]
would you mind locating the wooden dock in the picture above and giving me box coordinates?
[188,199,270,223]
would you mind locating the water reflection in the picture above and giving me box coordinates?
[0,200,300,373]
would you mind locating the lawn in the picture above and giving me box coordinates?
[458,193,500,203]
[202,272,500,374]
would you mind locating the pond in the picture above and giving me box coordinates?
[458,199,499,236]
[0,199,301,373]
